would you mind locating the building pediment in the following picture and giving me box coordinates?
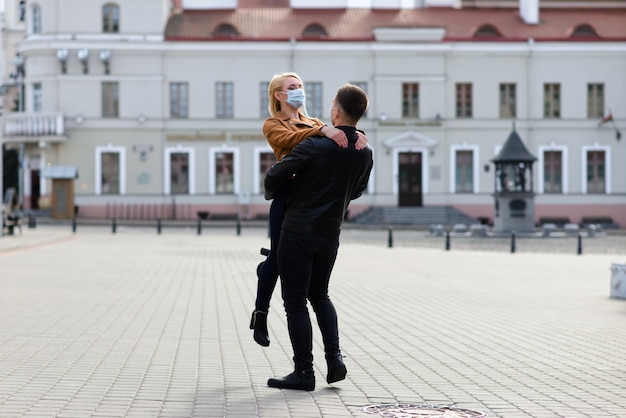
[383,130,439,150]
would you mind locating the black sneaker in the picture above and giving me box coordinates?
[268,370,315,391]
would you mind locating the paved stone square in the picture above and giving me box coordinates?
[0,225,625,417]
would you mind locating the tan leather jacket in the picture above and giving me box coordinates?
[262,111,325,161]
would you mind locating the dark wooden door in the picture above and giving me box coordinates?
[398,152,422,207]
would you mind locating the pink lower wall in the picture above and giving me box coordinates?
[456,203,626,227]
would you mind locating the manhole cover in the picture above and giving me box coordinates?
[363,403,487,417]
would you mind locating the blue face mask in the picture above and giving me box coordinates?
[282,89,306,109]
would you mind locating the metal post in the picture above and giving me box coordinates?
[197,218,202,235]
[72,217,77,233]
[445,229,450,251]
[510,231,516,253]
[112,218,117,234]
[157,219,162,235]
[577,234,582,255]
[236,216,241,236]
[387,225,393,248]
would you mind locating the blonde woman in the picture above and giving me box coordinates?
[251,72,367,347]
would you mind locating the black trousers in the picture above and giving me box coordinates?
[277,229,340,372]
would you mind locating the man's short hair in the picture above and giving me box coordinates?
[335,84,369,124]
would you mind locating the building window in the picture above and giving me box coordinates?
[586,151,605,194]
[474,24,501,38]
[216,82,234,119]
[302,23,327,38]
[96,146,125,195]
[499,83,516,118]
[103,3,120,33]
[571,24,599,39]
[587,83,604,119]
[170,82,188,118]
[32,82,42,112]
[260,81,270,119]
[455,150,474,193]
[32,4,41,34]
[215,152,234,194]
[455,83,472,118]
[351,81,368,117]
[305,82,322,118]
[402,83,419,118]
[258,151,276,195]
[101,152,120,195]
[19,1,26,21]
[543,151,562,194]
[170,152,189,195]
[543,83,560,118]
[102,82,119,118]
[213,23,238,38]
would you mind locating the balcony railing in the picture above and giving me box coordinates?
[3,112,65,138]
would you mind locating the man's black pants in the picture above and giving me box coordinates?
[277,229,340,372]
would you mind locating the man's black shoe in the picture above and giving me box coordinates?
[326,354,347,384]
[267,370,315,391]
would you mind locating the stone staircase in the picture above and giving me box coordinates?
[349,206,481,227]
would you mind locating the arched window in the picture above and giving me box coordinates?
[474,24,501,38]
[570,24,599,38]
[213,23,239,38]
[31,4,42,34]
[302,23,327,38]
[103,3,119,33]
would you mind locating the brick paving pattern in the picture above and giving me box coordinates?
[0,225,625,417]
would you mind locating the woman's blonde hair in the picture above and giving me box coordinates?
[267,72,309,117]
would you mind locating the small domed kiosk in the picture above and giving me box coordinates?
[492,126,537,233]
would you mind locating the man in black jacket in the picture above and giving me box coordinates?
[264,84,373,391]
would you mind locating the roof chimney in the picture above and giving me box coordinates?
[519,0,539,25]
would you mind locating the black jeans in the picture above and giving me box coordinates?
[277,229,340,372]
[254,183,291,312]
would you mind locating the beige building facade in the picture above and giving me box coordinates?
[2,0,625,226]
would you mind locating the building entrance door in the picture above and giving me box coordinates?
[398,151,422,207]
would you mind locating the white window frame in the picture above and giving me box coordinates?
[581,145,611,194]
[164,146,195,195]
[30,4,41,34]
[253,145,274,195]
[209,146,239,195]
[449,145,479,194]
[95,145,126,195]
[537,145,568,194]
[32,82,42,112]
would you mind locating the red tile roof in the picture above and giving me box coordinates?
[164,7,626,42]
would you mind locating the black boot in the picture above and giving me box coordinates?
[268,370,315,391]
[249,311,270,347]
[326,353,347,384]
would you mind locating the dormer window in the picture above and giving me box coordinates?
[474,24,502,38]
[302,23,327,38]
[103,3,119,33]
[214,24,239,38]
[570,24,599,39]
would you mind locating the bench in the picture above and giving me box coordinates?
[581,216,620,230]
[538,217,570,228]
